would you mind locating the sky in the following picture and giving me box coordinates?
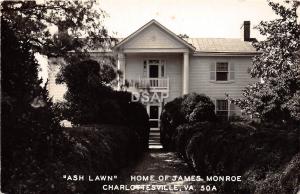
[100,0,284,40]
[38,0,300,85]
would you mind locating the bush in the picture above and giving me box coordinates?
[58,124,143,193]
[160,93,215,150]
[1,19,68,194]
[113,91,150,150]
[243,152,300,194]
[2,124,145,194]
[180,93,216,122]
[174,121,300,194]
[57,60,150,150]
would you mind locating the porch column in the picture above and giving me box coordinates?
[183,52,189,95]
[117,53,125,90]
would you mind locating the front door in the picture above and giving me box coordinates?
[149,65,159,78]
[147,59,165,78]
[148,104,161,129]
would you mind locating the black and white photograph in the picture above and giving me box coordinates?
[1,0,300,193]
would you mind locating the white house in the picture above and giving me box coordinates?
[48,19,258,129]
[113,20,258,127]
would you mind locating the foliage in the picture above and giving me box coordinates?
[178,34,189,38]
[173,121,300,194]
[1,1,131,193]
[114,91,150,150]
[57,59,115,124]
[181,93,216,122]
[1,0,115,59]
[160,93,216,150]
[252,152,300,194]
[1,18,66,193]
[59,124,144,193]
[1,22,148,192]
[58,60,149,148]
[233,0,300,123]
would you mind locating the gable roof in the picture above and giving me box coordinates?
[114,19,196,51]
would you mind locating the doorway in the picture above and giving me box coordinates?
[148,104,161,129]
[146,59,165,78]
[147,103,162,149]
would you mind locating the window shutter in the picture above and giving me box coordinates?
[143,60,147,77]
[210,63,216,81]
[214,99,217,113]
[229,63,235,80]
[161,60,165,77]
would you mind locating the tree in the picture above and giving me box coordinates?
[1,0,116,192]
[57,60,118,125]
[234,0,300,123]
[1,18,68,193]
[1,0,115,58]
[58,60,150,149]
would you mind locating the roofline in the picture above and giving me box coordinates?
[113,19,196,51]
[72,50,260,57]
[193,51,261,56]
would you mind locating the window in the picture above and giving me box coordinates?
[216,100,228,120]
[216,62,229,81]
[210,62,235,82]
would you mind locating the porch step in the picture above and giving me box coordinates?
[149,128,162,149]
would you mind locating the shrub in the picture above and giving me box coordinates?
[175,121,300,194]
[160,97,185,149]
[51,124,143,194]
[113,91,150,150]
[57,61,150,150]
[180,93,216,122]
[1,19,68,194]
[160,93,215,150]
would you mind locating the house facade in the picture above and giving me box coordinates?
[48,19,258,129]
[113,20,258,128]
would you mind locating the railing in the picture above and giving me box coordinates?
[128,77,169,90]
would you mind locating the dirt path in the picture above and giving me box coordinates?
[114,150,210,194]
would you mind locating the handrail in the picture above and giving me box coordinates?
[130,77,169,89]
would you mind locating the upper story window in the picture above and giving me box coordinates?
[210,62,235,82]
[216,62,229,81]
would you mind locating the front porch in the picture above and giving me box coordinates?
[113,20,196,148]
[117,52,190,96]
[128,77,169,91]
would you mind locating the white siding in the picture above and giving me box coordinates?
[122,24,185,49]
[189,56,257,115]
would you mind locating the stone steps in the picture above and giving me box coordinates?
[149,128,162,149]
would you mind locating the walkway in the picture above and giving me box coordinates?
[117,151,208,194]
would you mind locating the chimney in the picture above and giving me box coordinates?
[240,21,251,41]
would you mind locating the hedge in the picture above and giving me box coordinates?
[173,121,300,194]
[160,93,215,150]
[59,124,144,193]
[2,124,145,194]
